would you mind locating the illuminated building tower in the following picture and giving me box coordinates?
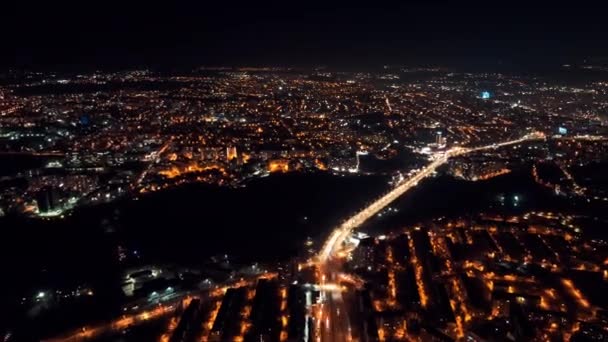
[434,131,447,147]
[226,146,238,161]
[436,131,443,145]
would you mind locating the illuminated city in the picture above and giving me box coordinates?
[2,2,608,342]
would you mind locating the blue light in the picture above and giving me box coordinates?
[481,91,491,99]
[558,127,568,135]
[79,114,90,126]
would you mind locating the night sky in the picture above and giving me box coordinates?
[3,1,608,69]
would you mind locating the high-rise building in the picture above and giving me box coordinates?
[435,131,448,147]
[226,146,238,161]
[36,187,58,214]
[436,131,445,146]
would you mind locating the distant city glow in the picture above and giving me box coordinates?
[2,65,608,342]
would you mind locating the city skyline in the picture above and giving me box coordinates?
[3,3,608,342]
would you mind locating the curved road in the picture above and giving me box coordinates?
[318,132,546,263]
[312,133,549,342]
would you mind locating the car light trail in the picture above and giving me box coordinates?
[318,133,545,263]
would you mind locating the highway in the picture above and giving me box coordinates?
[317,132,545,263]
[313,132,545,342]
[42,131,605,342]
[44,300,180,342]
[131,139,172,190]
